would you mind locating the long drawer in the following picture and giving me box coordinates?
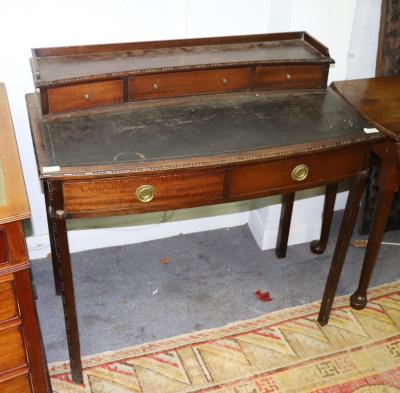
[227,145,368,198]
[63,169,225,216]
[129,68,251,101]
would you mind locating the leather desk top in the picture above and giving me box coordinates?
[27,89,381,180]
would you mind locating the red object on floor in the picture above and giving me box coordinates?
[255,290,272,302]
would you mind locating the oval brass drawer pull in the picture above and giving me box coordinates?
[291,164,309,182]
[136,185,155,203]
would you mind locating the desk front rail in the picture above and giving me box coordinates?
[59,144,370,218]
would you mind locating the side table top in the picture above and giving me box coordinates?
[332,76,400,141]
[0,83,30,224]
[27,88,381,180]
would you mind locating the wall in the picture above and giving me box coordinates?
[0,0,380,259]
[248,0,382,250]
[347,0,382,79]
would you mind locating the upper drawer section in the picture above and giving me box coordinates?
[129,68,251,101]
[32,33,334,114]
[47,80,124,114]
[254,65,328,90]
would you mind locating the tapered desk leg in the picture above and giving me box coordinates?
[318,171,367,326]
[350,188,395,309]
[310,183,338,254]
[276,193,295,259]
[49,182,83,384]
[350,147,399,310]
[44,181,62,296]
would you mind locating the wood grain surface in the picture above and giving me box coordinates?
[0,84,30,224]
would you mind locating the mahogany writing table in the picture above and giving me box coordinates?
[27,87,381,383]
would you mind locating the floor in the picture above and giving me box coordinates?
[31,212,400,363]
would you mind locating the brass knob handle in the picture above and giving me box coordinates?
[153,83,160,90]
[84,93,91,100]
[136,185,155,203]
[286,74,292,80]
[291,164,309,182]
[222,77,229,84]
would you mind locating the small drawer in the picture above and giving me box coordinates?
[254,65,328,90]
[0,374,32,393]
[227,146,368,198]
[129,68,251,101]
[0,227,9,267]
[63,170,225,217]
[0,326,27,373]
[0,222,28,270]
[47,80,124,113]
[0,281,18,322]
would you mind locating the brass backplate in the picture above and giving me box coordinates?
[136,184,155,203]
[291,164,309,182]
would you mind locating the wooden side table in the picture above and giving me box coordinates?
[0,84,51,392]
[331,76,400,310]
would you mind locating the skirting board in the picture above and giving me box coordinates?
[248,191,348,250]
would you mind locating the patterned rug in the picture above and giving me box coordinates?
[49,281,400,393]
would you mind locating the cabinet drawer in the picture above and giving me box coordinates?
[63,170,225,216]
[0,281,18,322]
[129,68,251,101]
[0,222,28,269]
[0,374,32,393]
[254,65,328,90]
[0,326,26,373]
[227,146,368,198]
[0,227,9,268]
[47,80,124,113]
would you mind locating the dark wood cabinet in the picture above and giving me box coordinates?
[0,84,51,392]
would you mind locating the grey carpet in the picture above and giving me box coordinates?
[31,211,400,363]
